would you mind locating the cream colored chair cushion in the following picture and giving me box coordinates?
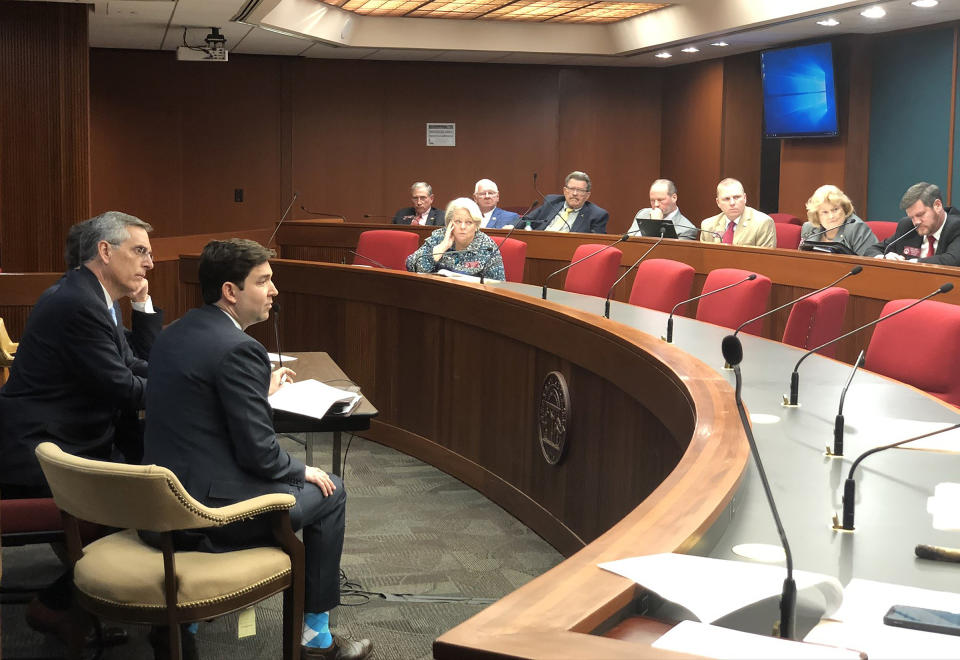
[74,530,292,608]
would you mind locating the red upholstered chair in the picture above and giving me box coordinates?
[628,259,695,314]
[865,221,897,241]
[353,230,419,270]
[490,237,527,282]
[782,287,850,358]
[774,223,801,249]
[865,299,960,407]
[695,268,772,335]
[563,244,623,298]
[771,213,803,226]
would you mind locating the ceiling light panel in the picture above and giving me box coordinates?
[324,0,665,23]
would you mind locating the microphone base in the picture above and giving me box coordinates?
[781,395,800,408]
[722,362,733,371]
[823,447,844,458]
[831,513,854,532]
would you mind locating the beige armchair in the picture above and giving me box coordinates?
[0,317,18,385]
[34,442,304,660]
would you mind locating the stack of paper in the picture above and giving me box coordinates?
[268,379,361,419]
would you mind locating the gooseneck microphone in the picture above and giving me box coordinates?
[604,228,667,319]
[835,422,960,531]
[734,266,863,337]
[478,200,539,284]
[272,302,285,369]
[799,218,853,247]
[533,172,546,202]
[786,283,954,406]
[300,205,345,220]
[541,231,636,300]
[266,192,298,248]
[882,225,919,256]
[665,274,757,343]
[362,213,392,220]
[347,250,388,269]
[721,335,797,640]
[828,350,865,457]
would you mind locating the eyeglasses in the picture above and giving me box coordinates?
[475,191,499,198]
[564,185,589,196]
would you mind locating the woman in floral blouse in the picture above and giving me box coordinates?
[405,198,506,280]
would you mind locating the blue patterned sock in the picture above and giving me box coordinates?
[301,611,332,648]
[186,623,199,635]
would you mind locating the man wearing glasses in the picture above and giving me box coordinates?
[700,178,776,247]
[392,181,445,226]
[0,211,159,645]
[473,179,520,229]
[525,171,609,234]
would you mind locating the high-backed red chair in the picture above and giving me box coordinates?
[490,237,527,282]
[771,213,803,226]
[628,259,695,314]
[695,268,772,335]
[782,287,850,357]
[774,223,801,249]
[865,221,897,241]
[563,244,623,298]
[353,230,419,270]
[865,299,960,407]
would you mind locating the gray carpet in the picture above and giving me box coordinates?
[1,434,563,659]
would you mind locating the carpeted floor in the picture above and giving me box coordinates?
[1,434,563,659]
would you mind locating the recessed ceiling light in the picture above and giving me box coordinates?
[655,51,672,59]
[911,0,938,7]
[710,41,728,47]
[861,6,886,18]
[681,46,700,53]
[817,18,840,27]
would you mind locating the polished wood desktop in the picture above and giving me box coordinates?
[275,221,960,365]
[173,257,960,658]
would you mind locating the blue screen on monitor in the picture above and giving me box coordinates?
[761,42,839,138]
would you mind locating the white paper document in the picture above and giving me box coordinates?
[598,553,843,624]
[435,269,501,283]
[267,353,297,363]
[268,379,361,419]
[654,620,863,659]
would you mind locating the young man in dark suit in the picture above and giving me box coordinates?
[143,239,372,660]
[865,182,960,265]
[525,170,609,234]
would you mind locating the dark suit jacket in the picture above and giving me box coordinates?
[525,194,609,234]
[486,207,521,229]
[864,206,960,266]
[392,207,444,226]
[143,305,305,513]
[0,267,150,487]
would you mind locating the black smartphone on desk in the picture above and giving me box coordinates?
[883,604,960,637]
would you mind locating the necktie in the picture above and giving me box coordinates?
[411,215,421,226]
[927,234,936,257]
[722,220,736,245]
[109,305,118,326]
[560,207,571,231]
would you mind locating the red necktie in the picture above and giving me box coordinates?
[927,234,936,257]
[722,220,736,245]
[411,215,421,226]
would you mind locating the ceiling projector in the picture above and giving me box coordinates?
[177,28,228,62]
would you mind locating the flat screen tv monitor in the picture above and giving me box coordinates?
[761,42,839,138]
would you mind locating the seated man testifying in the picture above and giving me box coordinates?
[143,239,372,660]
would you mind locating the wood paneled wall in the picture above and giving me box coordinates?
[0,3,90,272]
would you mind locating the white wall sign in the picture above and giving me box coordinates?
[427,123,455,147]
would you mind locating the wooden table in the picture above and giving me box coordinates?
[271,351,378,475]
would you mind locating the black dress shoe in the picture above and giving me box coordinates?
[25,597,128,648]
[301,634,373,659]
